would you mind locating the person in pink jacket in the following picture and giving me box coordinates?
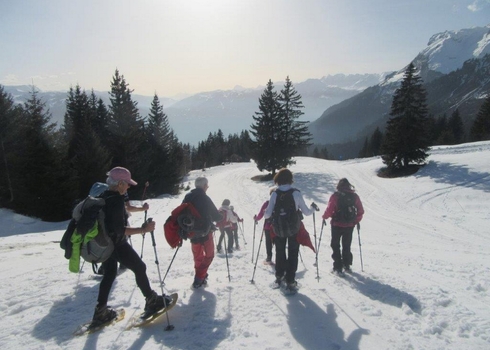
[322,178,364,274]
[254,189,275,263]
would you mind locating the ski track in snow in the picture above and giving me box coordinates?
[0,141,489,349]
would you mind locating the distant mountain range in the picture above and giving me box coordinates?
[3,74,386,145]
[4,24,489,150]
[310,24,490,150]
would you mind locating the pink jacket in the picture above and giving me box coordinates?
[255,201,272,230]
[322,190,364,228]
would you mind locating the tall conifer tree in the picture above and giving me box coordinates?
[381,63,430,169]
[250,79,284,174]
[470,95,490,141]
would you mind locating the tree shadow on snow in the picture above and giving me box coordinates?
[291,171,337,205]
[126,289,231,350]
[344,272,422,314]
[287,293,369,350]
[416,161,490,193]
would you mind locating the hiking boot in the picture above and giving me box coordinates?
[92,305,117,326]
[344,265,352,273]
[235,245,240,250]
[286,281,298,291]
[202,273,209,285]
[192,277,204,289]
[144,291,172,313]
[272,276,283,288]
[227,248,233,254]
[333,268,344,276]
[216,245,222,253]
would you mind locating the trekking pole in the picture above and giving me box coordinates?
[315,220,326,282]
[252,220,257,263]
[140,181,149,259]
[312,211,318,253]
[148,218,174,331]
[162,245,181,286]
[299,247,306,269]
[357,223,364,272]
[250,228,265,284]
[223,232,231,282]
[239,221,247,245]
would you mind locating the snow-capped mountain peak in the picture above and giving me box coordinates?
[420,25,490,75]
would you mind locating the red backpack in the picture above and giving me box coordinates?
[163,202,203,248]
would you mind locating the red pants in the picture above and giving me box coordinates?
[191,234,215,280]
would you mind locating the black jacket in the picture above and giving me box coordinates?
[183,188,222,243]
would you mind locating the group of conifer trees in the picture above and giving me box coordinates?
[358,63,490,167]
[0,70,252,221]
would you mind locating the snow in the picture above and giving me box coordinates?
[1,141,490,349]
[422,25,490,75]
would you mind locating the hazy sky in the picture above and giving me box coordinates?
[1,0,489,97]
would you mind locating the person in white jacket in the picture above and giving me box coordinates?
[265,168,317,292]
[229,205,243,250]
[216,199,235,254]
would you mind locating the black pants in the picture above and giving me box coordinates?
[232,224,239,248]
[264,228,273,260]
[274,234,299,284]
[330,226,354,271]
[97,240,152,307]
[217,227,234,251]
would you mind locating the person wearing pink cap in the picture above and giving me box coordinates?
[91,166,173,326]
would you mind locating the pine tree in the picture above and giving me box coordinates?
[250,78,311,174]
[145,93,182,195]
[470,94,490,141]
[277,76,312,160]
[370,127,383,156]
[63,85,111,198]
[12,88,71,220]
[381,63,430,170]
[250,80,284,174]
[0,86,21,203]
[107,69,146,189]
[448,109,464,144]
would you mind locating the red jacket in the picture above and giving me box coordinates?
[255,200,272,230]
[322,190,364,227]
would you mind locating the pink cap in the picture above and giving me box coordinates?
[107,167,138,186]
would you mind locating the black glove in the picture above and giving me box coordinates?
[311,202,319,211]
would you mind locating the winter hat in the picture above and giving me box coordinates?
[222,199,230,206]
[107,167,138,186]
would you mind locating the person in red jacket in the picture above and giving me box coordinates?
[254,188,275,263]
[322,178,364,274]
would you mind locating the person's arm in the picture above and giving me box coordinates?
[125,220,155,236]
[264,193,277,219]
[255,201,268,221]
[355,194,364,224]
[294,190,314,216]
[322,194,337,220]
[125,202,149,213]
[208,197,223,223]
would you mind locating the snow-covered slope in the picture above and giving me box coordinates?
[1,141,490,349]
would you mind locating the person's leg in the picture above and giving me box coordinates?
[115,241,153,298]
[217,228,225,251]
[226,227,234,252]
[199,234,215,279]
[96,256,118,307]
[265,229,273,261]
[330,226,343,272]
[233,227,239,248]
[285,235,299,284]
[274,236,287,280]
[341,227,354,268]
